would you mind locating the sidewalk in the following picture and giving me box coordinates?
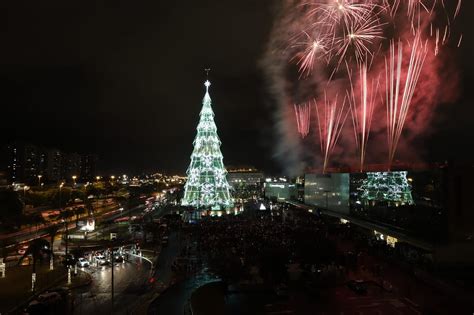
[0,263,91,314]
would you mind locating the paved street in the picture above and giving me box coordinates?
[72,255,152,315]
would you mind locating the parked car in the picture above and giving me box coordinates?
[49,287,70,299]
[347,280,368,295]
[274,283,289,298]
[114,255,124,263]
[24,300,47,314]
[63,254,76,267]
[37,291,62,305]
[161,236,169,246]
[17,244,29,255]
[77,257,90,267]
[95,255,108,265]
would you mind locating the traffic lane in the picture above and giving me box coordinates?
[73,255,151,314]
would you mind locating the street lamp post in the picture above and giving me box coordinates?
[59,182,68,254]
[37,175,42,187]
[111,247,114,309]
[84,182,90,215]
[59,182,64,210]
[61,216,71,284]
[72,175,77,188]
[65,219,68,256]
[95,176,101,211]
[324,190,330,211]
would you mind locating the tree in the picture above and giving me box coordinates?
[59,210,74,255]
[74,207,86,226]
[59,209,75,221]
[18,238,51,292]
[46,225,59,270]
[0,190,24,229]
[28,213,45,235]
[84,196,94,215]
[0,240,6,261]
[181,80,233,210]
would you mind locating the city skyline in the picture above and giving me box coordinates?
[1,142,98,184]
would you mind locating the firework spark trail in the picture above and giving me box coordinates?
[454,0,462,19]
[291,31,329,77]
[294,103,312,138]
[347,63,380,171]
[407,0,432,20]
[457,33,463,47]
[307,0,374,27]
[315,95,349,173]
[385,35,428,169]
[262,0,462,174]
[442,25,449,44]
[335,11,384,67]
[293,0,387,76]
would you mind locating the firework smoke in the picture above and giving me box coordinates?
[262,0,461,174]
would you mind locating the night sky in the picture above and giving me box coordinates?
[1,1,473,175]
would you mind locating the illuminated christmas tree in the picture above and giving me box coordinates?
[359,171,414,205]
[181,80,233,210]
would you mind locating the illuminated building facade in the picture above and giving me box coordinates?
[264,181,297,201]
[227,170,264,200]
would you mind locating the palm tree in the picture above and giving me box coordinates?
[46,225,59,270]
[30,214,45,236]
[18,238,51,292]
[59,210,74,255]
[74,207,86,227]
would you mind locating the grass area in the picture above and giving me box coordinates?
[190,281,226,315]
[0,263,67,313]
[0,262,90,313]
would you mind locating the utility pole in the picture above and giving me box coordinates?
[324,190,330,211]
[111,247,114,312]
[65,219,69,256]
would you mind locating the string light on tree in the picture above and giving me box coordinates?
[181,78,233,210]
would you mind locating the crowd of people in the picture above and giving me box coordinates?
[193,209,346,288]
